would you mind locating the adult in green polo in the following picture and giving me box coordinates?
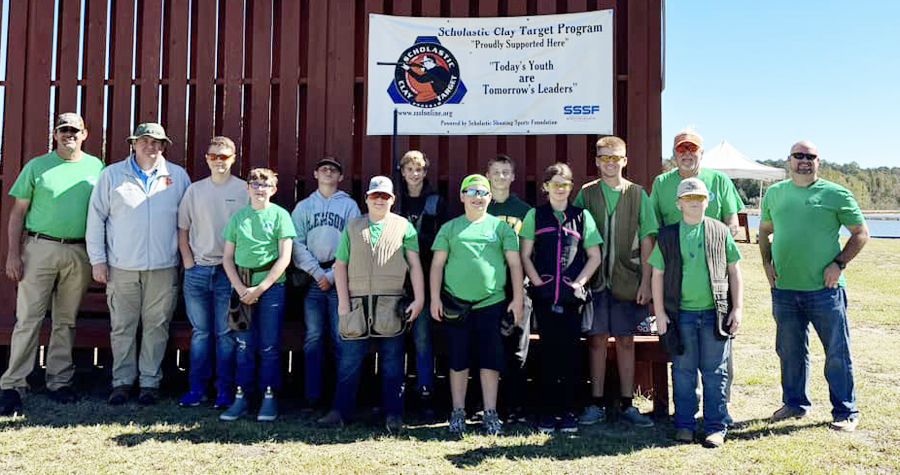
[1,113,103,416]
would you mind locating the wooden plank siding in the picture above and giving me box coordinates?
[0,0,662,344]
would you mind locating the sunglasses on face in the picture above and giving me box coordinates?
[463,189,491,198]
[206,153,235,161]
[790,152,817,160]
[57,127,82,134]
[680,194,706,202]
[249,182,273,190]
[596,154,625,163]
[545,181,574,191]
[675,143,700,153]
[368,192,393,201]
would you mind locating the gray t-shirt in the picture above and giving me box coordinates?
[178,175,249,266]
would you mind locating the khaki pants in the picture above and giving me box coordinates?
[107,267,178,389]
[1,238,91,391]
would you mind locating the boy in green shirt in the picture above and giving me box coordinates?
[220,168,296,422]
[431,174,524,436]
[649,178,743,448]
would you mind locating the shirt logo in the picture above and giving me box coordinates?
[263,221,275,233]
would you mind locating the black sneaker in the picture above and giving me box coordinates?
[137,387,160,406]
[1,389,23,416]
[419,390,435,421]
[505,407,528,424]
[538,414,557,433]
[108,386,131,406]
[559,413,578,433]
[48,386,78,404]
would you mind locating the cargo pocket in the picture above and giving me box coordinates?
[339,297,368,340]
[372,295,404,337]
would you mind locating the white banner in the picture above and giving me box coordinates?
[366,11,614,136]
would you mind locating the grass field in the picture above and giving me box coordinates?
[2,239,899,474]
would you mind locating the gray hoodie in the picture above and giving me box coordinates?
[291,189,360,283]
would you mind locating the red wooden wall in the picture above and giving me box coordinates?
[0,0,662,336]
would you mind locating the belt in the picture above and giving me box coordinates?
[27,231,85,245]
[320,259,335,269]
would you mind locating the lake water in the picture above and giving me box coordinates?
[745,213,900,238]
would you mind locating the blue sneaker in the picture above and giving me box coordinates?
[213,392,234,410]
[178,390,207,407]
[220,387,248,421]
[257,387,278,422]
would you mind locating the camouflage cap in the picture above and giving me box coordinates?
[127,122,172,144]
[676,177,709,199]
[55,113,85,131]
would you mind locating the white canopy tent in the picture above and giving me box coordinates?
[702,141,786,181]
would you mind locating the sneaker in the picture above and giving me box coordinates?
[257,387,278,422]
[138,387,160,406]
[505,407,528,424]
[419,390,435,421]
[220,387,249,421]
[317,409,345,427]
[579,405,606,425]
[482,409,503,435]
[674,428,694,443]
[538,414,557,433]
[703,431,726,448]
[1,389,23,416]
[559,413,578,433]
[108,386,131,406]
[621,406,655,427]
[448,408,466,435]
[48,386,78,404]
[300,398,321,415]
[831,416,860,432]
[771,405,806,422]
[385,414,403,433]
[179,390,208,407]
[213,392,234,410]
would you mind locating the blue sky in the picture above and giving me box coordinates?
[1,1,897,169]
[662,0,900,168]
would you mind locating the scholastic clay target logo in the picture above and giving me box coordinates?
[381,37,466,108]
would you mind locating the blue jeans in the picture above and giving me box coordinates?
[672,310,732,434]
[234,283,285,394]
[303,285,340,402]
[772,287,857,420]
[183,265,235,395]
[410,305,434,393]
[334,334,405,418]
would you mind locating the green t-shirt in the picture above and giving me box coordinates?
[487,193,531,235]
[573,181,660,239]
[335,219,419,263]
[432,214,520,308]
[519,207,603,249]
[761,178,865,291]
[9,151,104,239]
[648,221,742,311]
[223,204,297,286]
[649,168,745,227]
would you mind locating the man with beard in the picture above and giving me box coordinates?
[759,141,869,432]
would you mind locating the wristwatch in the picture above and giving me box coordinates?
[832,258,846,270]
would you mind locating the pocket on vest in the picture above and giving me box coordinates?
[372,295,405,337]
[339,297,368,340]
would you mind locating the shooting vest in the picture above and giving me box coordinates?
[347,213,409,296]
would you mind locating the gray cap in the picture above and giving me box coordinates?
[677,177,709,198]
[127,122,172,144]
[55,113,85,131]
[366,176,395,198]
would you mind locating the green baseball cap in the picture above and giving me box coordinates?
[127,122,172,144]
[460,174,491,193]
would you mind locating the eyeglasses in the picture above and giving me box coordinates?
[57,127,81,134]
[790,152,817,160]
[249,182,273,190]
[675,143,700,153]
[463,189,491,198]
[317,165,340,174]
[545,181,574,191]
[206,153,235,161]
[596,154,625,163]
[367,192,393,201]
[680,194,706,202]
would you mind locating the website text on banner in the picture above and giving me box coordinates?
[366,11,614,136]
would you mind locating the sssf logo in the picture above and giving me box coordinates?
[563,105,601,115]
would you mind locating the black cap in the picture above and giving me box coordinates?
[315,156,342,173]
